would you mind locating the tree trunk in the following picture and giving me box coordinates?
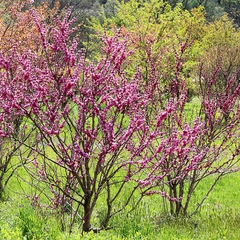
[82,193,92,232]
[169,183,174,215]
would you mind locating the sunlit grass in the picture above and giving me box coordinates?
[1,171,240,239]
[0,96,239,239]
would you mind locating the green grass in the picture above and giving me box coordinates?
[1,97,239,239]
[1,171,240,239]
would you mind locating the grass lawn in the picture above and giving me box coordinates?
[1,170,240,239]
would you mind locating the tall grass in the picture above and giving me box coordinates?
[1,97,239,239]
[1,171,240,239]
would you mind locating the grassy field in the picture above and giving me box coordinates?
[0,97,239,239]
[1,170,240,239]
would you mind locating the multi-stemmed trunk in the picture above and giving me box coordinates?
[82,191,93,232]
[169,179,185,216]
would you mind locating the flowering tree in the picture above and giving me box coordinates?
[88,2,240,218]
[125,37,240,216]
[0,5,239,234]
[0,10,153,232]
[0,0,61,201]
[0,0,60,54]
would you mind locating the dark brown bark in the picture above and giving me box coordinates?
[82,193,92,232]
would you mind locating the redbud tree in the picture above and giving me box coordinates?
[0,0,62,201]
[89,0,240,217]
[125,35,240,216]
[0,8,239,233]
[0,10,154,232]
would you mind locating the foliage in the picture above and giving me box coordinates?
[89,0,207,98]
[0,0,239,235]
[196,15,240,94]
[0,0,60,54]
[221,0,240,26]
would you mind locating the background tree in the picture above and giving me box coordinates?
[0,0,61,53]
[220,0,240,26]
[89,0,206,98]
[196,15,240,93]
[0,0,61,200]
[89,0,240,98]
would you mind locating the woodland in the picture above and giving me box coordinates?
[0,0,239,239]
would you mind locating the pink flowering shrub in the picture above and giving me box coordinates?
[0,10,152,232]
[0,44,33,200]
[0,9,239,232]
[124,37,240,216]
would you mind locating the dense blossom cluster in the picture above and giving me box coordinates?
[0,8,239,232]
